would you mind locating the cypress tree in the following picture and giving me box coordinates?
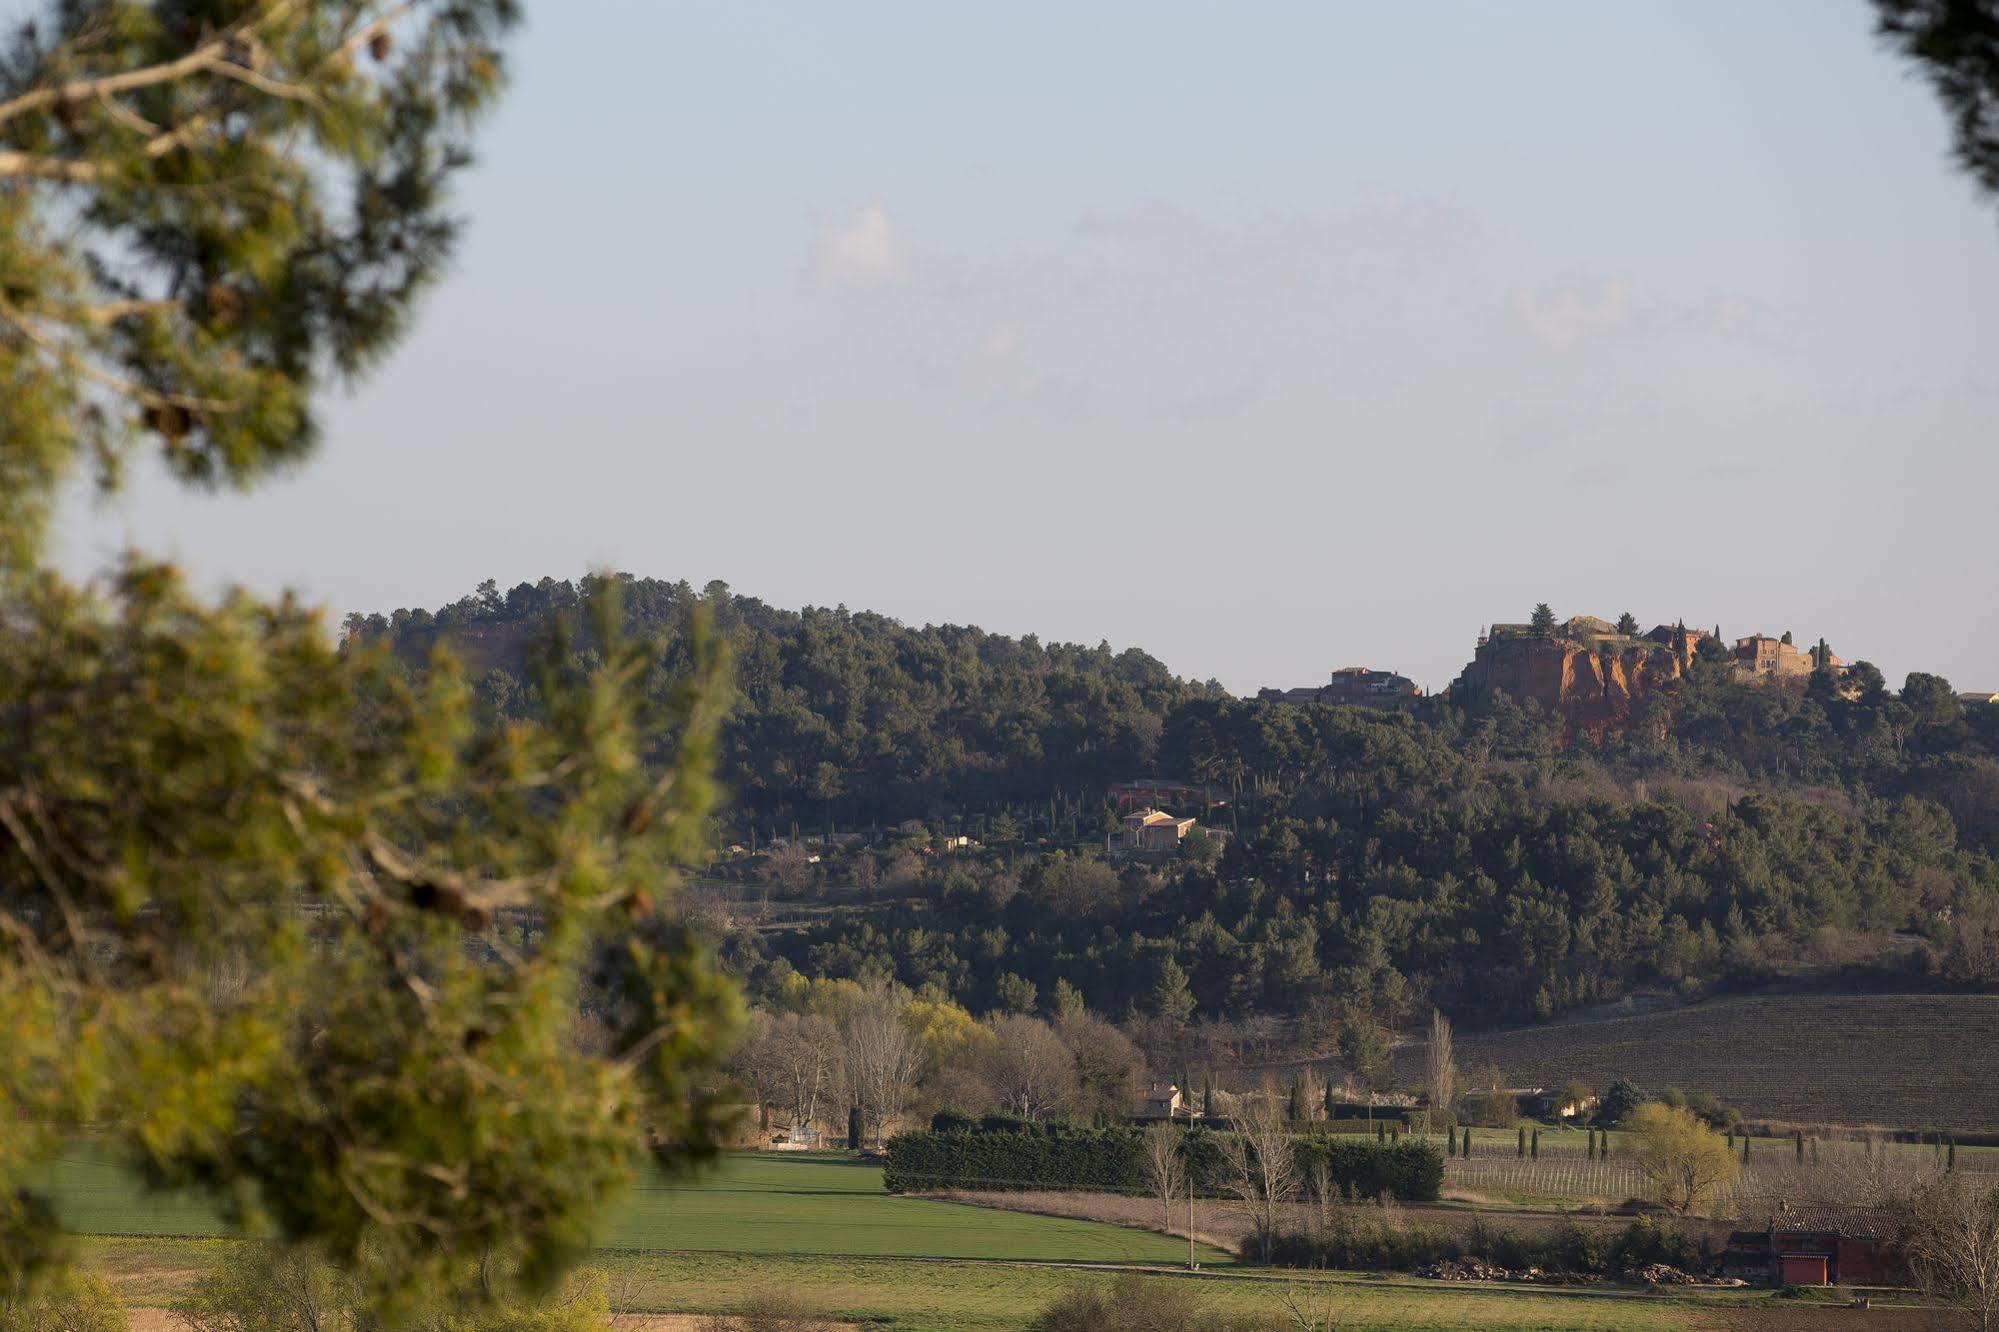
[1324,1080,1336,1118]
[1463,1130,1473,1158]
[1203,1077,1215,1119]
[848,1106,863,1151]
[1741,1134,1750,1163]
[1448,1126,1457,1156]
[1795,1131,1805,1163]
[1288,1076,1305,1123]
[1531,1129,1540,1160]
[1376,1120,1387,1144]
[1518,1127,1527,1158]
[1586,1128,1596,1160]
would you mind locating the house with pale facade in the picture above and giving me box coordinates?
[1122,808,1198,852]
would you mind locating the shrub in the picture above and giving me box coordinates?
[0,1268,125,1332]
[698,1287,830,1331]
[170,1242,612,1331]
[1027,1274,1273,1332]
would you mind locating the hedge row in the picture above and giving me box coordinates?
[883,1126,1144,1193]
[882,1125,1441,1201]
[1263,1214,1712,1275]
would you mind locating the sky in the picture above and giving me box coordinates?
[53,1,1999,695]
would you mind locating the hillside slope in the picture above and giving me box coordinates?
[1420,993,1999,1131]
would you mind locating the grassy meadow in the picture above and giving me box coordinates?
[54,1148,1928,1329]
[80,1236,1825,1332]
[43,1148,1219,1264]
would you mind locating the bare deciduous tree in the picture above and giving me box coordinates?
[1900,1173,1999,1332]
[978,1015,1077,1121]
[1057,1012,1144,1127]
[741,1011,837,1138]
[1217,1087,1299,1263]
[1142,1124,1185,1234]
[1279,1279,1344,1331]
[838,979,923,1146]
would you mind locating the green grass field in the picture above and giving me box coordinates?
[43,1147,1222,1264]
[82,1237,1800,1331]
[54,1150,1906,1329]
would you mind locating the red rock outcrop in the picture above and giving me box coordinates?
[1452,632,1689,743]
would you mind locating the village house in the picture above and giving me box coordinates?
[1733,633,1843,679]
[1256,666,1421,712]
[1122,807,1199,852]
[1134,1082,1187,1121]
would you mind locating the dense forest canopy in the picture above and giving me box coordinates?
[347,574,1222,826]
[355,577,1999,1029]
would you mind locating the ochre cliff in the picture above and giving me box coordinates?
[1452,634,1689,743]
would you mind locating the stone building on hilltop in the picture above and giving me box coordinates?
[1257,665,1422,712]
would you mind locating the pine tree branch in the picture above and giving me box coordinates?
[0,149,103,182]
[0,296,234,414]
[0,1,302,130]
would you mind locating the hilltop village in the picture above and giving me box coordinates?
[1256,610,1905,742]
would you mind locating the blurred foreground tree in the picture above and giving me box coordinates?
[1878,1,1999,221]
[0,0,738,1310]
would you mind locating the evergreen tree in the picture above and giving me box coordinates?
[1150,958,1197,1027]
[1616,611,1639,636]
[1530,603,1557,635]
[0,0,741,1304]
[1288,1075,1305,1123]
[1518,1127,1528,1158]
[1531,1129,1540,1160]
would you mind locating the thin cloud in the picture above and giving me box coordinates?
[1512,278,1635,349]
[812,202,907,290]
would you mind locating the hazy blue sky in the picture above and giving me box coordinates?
[55,1,1999,694]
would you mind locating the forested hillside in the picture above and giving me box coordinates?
[351,577,1999,1029]
[346,574,1215,825]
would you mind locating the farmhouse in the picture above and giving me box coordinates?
[1122,807,1198,852]
[1135,1082,1186,1120]
[1521,1088,1596,1121]
[1722,1207,1904,1286]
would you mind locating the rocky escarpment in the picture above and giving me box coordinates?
[1452,633,1688,742]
